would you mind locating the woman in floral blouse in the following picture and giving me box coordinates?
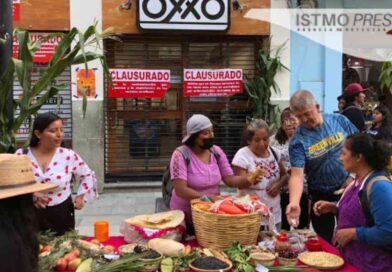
[16,112,97,235]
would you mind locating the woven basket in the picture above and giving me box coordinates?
[191,201,261,250]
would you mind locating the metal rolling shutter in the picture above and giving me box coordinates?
[104,36,260,182]
[14,64,72,144]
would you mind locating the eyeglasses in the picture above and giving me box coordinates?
[283,117,298,126]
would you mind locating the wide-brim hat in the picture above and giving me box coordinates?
[182,114,213,143]
[125,210,185,229]
[0,154,57,200]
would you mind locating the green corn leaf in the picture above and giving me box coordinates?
[79,87,88,118]
[0,59,15,128]
[49,28,78,66]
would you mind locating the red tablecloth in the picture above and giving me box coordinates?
[85,236,359,272]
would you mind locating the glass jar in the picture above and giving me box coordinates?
[275,233,291,253]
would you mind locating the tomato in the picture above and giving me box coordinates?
[64,252,78,262]
[55,258,68,271]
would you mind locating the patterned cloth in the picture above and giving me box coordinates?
[232,146,282,225]
[15,147,98,206]
[169,145,233,223]
[289,114,358,192]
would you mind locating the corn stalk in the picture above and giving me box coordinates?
[0,25,115,153]
[244,38,288,128]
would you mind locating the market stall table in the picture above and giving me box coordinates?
[84,236,359,272]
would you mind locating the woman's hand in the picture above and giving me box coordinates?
[208,195,224,202]
[266,181,282,197]
[73,194,85,210]
[313,201,337,216]
[334,228,357,247]
[247,166,265,185]
[33,192,48,209]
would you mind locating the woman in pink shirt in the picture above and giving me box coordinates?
[169,114,259,234]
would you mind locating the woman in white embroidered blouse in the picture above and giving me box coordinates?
[15,113,97,235]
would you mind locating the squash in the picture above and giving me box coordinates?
[75,258,92,272]
[148,238,185,257]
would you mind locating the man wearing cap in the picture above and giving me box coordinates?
[285,90,358,243]
[341,83,366,131]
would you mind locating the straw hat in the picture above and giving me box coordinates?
[0,154,57,200]
[125,210,185,229]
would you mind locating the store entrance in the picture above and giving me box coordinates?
[104,36,260,182]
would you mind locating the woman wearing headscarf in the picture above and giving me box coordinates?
[169,114,261,233]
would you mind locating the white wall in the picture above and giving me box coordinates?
[270,0,291,109]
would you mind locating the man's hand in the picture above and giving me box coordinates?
[73,194,85,210]
[286,202,301,227]
[334,228,357,247]
[313,200,337,216]
[33,192,48,209]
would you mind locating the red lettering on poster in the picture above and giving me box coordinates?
[12,33,62,63]
[183,69,243,97]
[108,69,171,98]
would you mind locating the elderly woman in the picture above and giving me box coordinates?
[314,133,392,271]
[0,154,57,272]
[169,114,260,233]
[15,112,97,235]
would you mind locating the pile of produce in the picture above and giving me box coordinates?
[38,228,342,272]
[192,195,271,216]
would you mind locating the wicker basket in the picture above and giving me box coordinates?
[191,201,261,250]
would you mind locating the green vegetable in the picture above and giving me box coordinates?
[161,257,174,272]
[224,242,255,272]
[76,258,93,272]
[172,250,201,271]
[92,252,153,272]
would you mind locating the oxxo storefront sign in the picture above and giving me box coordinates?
[137,0,230,31]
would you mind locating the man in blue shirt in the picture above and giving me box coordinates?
[286,90,358,242]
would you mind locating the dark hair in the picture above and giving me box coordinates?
[0,194,39,271]
[337,95,345,101]
[345,133,391,171]
[275,107,294,145]
[241,119,269,147]
[374,104,392,131]
[344,93,359,104]
[30,112,62,147]
[184,131,202,148]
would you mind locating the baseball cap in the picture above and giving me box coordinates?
[344,83,365,97]
[182,114,213,143]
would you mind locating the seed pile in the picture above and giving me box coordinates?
[191,256,229,269]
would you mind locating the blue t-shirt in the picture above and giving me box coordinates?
[289,114,358,192]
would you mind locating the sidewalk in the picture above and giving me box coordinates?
[75,188,161,236]
[75,186,237,237]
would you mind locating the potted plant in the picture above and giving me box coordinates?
[0,25,115,153]
[244,38,288,129]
